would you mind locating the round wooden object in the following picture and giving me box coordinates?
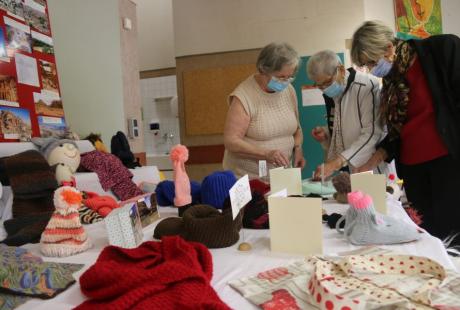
[238,242,252,251]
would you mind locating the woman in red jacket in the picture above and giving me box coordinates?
[350,20,460,247]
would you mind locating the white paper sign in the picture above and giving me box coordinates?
[229,174,252,220]
[301,87,325,107]
[259,160,267,177]
[269,167,302,195]
[15,53,39,87]
[269,189,288,198]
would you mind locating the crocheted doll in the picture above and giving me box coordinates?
[170,145,191,215]
[40,186,92,257]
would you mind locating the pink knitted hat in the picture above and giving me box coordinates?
[170,144,191,207]
[40,186,92,257]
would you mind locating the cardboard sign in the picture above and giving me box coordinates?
[229,174,252,220]
[268,196,323,256]
[269,167,302,195]
[258,160,267,178]
[105,203,143,249]
[351,172,387,214]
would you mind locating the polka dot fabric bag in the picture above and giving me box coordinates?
[230,254,460,309]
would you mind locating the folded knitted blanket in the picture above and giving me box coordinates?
[79,151,143,201]
[76,236,230,310]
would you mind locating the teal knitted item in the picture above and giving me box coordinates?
[337,191,421,245]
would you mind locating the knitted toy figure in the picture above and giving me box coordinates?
[40,186,92,257]
[331,172,351,204]
[32,137,80,185]
[337,191,420,245]
[170,144,192,215]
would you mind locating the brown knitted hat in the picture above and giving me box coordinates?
[153,203,243,248]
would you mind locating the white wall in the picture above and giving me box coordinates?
[364,0,460,37]
[141,76,180,155]
[135,0,176,71]
[48,0,125,145]
[172,0,365,66]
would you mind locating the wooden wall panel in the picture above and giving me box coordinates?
[182,64,255,136]
[175,48,261,146]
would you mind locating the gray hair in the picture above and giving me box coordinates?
[306,50,341,80]
[256,42,299,74]
[351,20,395,66]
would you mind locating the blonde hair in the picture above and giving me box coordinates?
[351,20,395,66]
[307,50,341,80]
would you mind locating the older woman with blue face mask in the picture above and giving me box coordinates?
[223,42,305,179]
[351,20,460,246]
[307,50,385,180]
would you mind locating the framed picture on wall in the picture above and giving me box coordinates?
[394,0,443,39]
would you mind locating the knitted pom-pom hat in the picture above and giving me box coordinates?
[155,180,201,206]
[201,171,237,209]
[40,186,92,257]
[170,144,191,207]
[338,192,420,245]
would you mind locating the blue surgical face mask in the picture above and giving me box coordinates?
[371,58,393,78]
[322,81,345,98]
[267,76,291,92]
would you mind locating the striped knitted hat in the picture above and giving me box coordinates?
[40,186,92,257]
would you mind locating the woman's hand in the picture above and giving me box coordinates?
[355,148,387,173]
[313,156,343,180]
[265,149,289,167]
[293,146,306,169]
[311,126,327,142]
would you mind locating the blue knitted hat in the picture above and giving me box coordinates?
[201,170,237,209]
[155,180,201,206]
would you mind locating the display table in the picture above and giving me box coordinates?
[18,198,456,310]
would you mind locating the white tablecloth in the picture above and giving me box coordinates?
[18,198,456,310]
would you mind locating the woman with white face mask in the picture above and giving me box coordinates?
[306,50,385,180]
[351,20,460,246]
[223,42,305,179]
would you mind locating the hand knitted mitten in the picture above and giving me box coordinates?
[345,193,421,245]
[170,145,191,207]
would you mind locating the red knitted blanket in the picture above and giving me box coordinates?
[76,236,230,310]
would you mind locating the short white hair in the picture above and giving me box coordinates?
[306,50,341,80]
[256,42,299,74]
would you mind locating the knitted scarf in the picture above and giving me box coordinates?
[380,39,416,142]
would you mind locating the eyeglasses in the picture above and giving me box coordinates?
[313,69,338,89]
[314,76,335,89]
[272,75,295,83]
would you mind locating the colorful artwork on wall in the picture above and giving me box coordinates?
[0,0,65,141]
[394,0,442,39]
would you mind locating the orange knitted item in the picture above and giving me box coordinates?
[40,186,92,257]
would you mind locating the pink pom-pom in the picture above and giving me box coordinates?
[170,144,189,163]
[354,194,372,209]
[347,191,363,206]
